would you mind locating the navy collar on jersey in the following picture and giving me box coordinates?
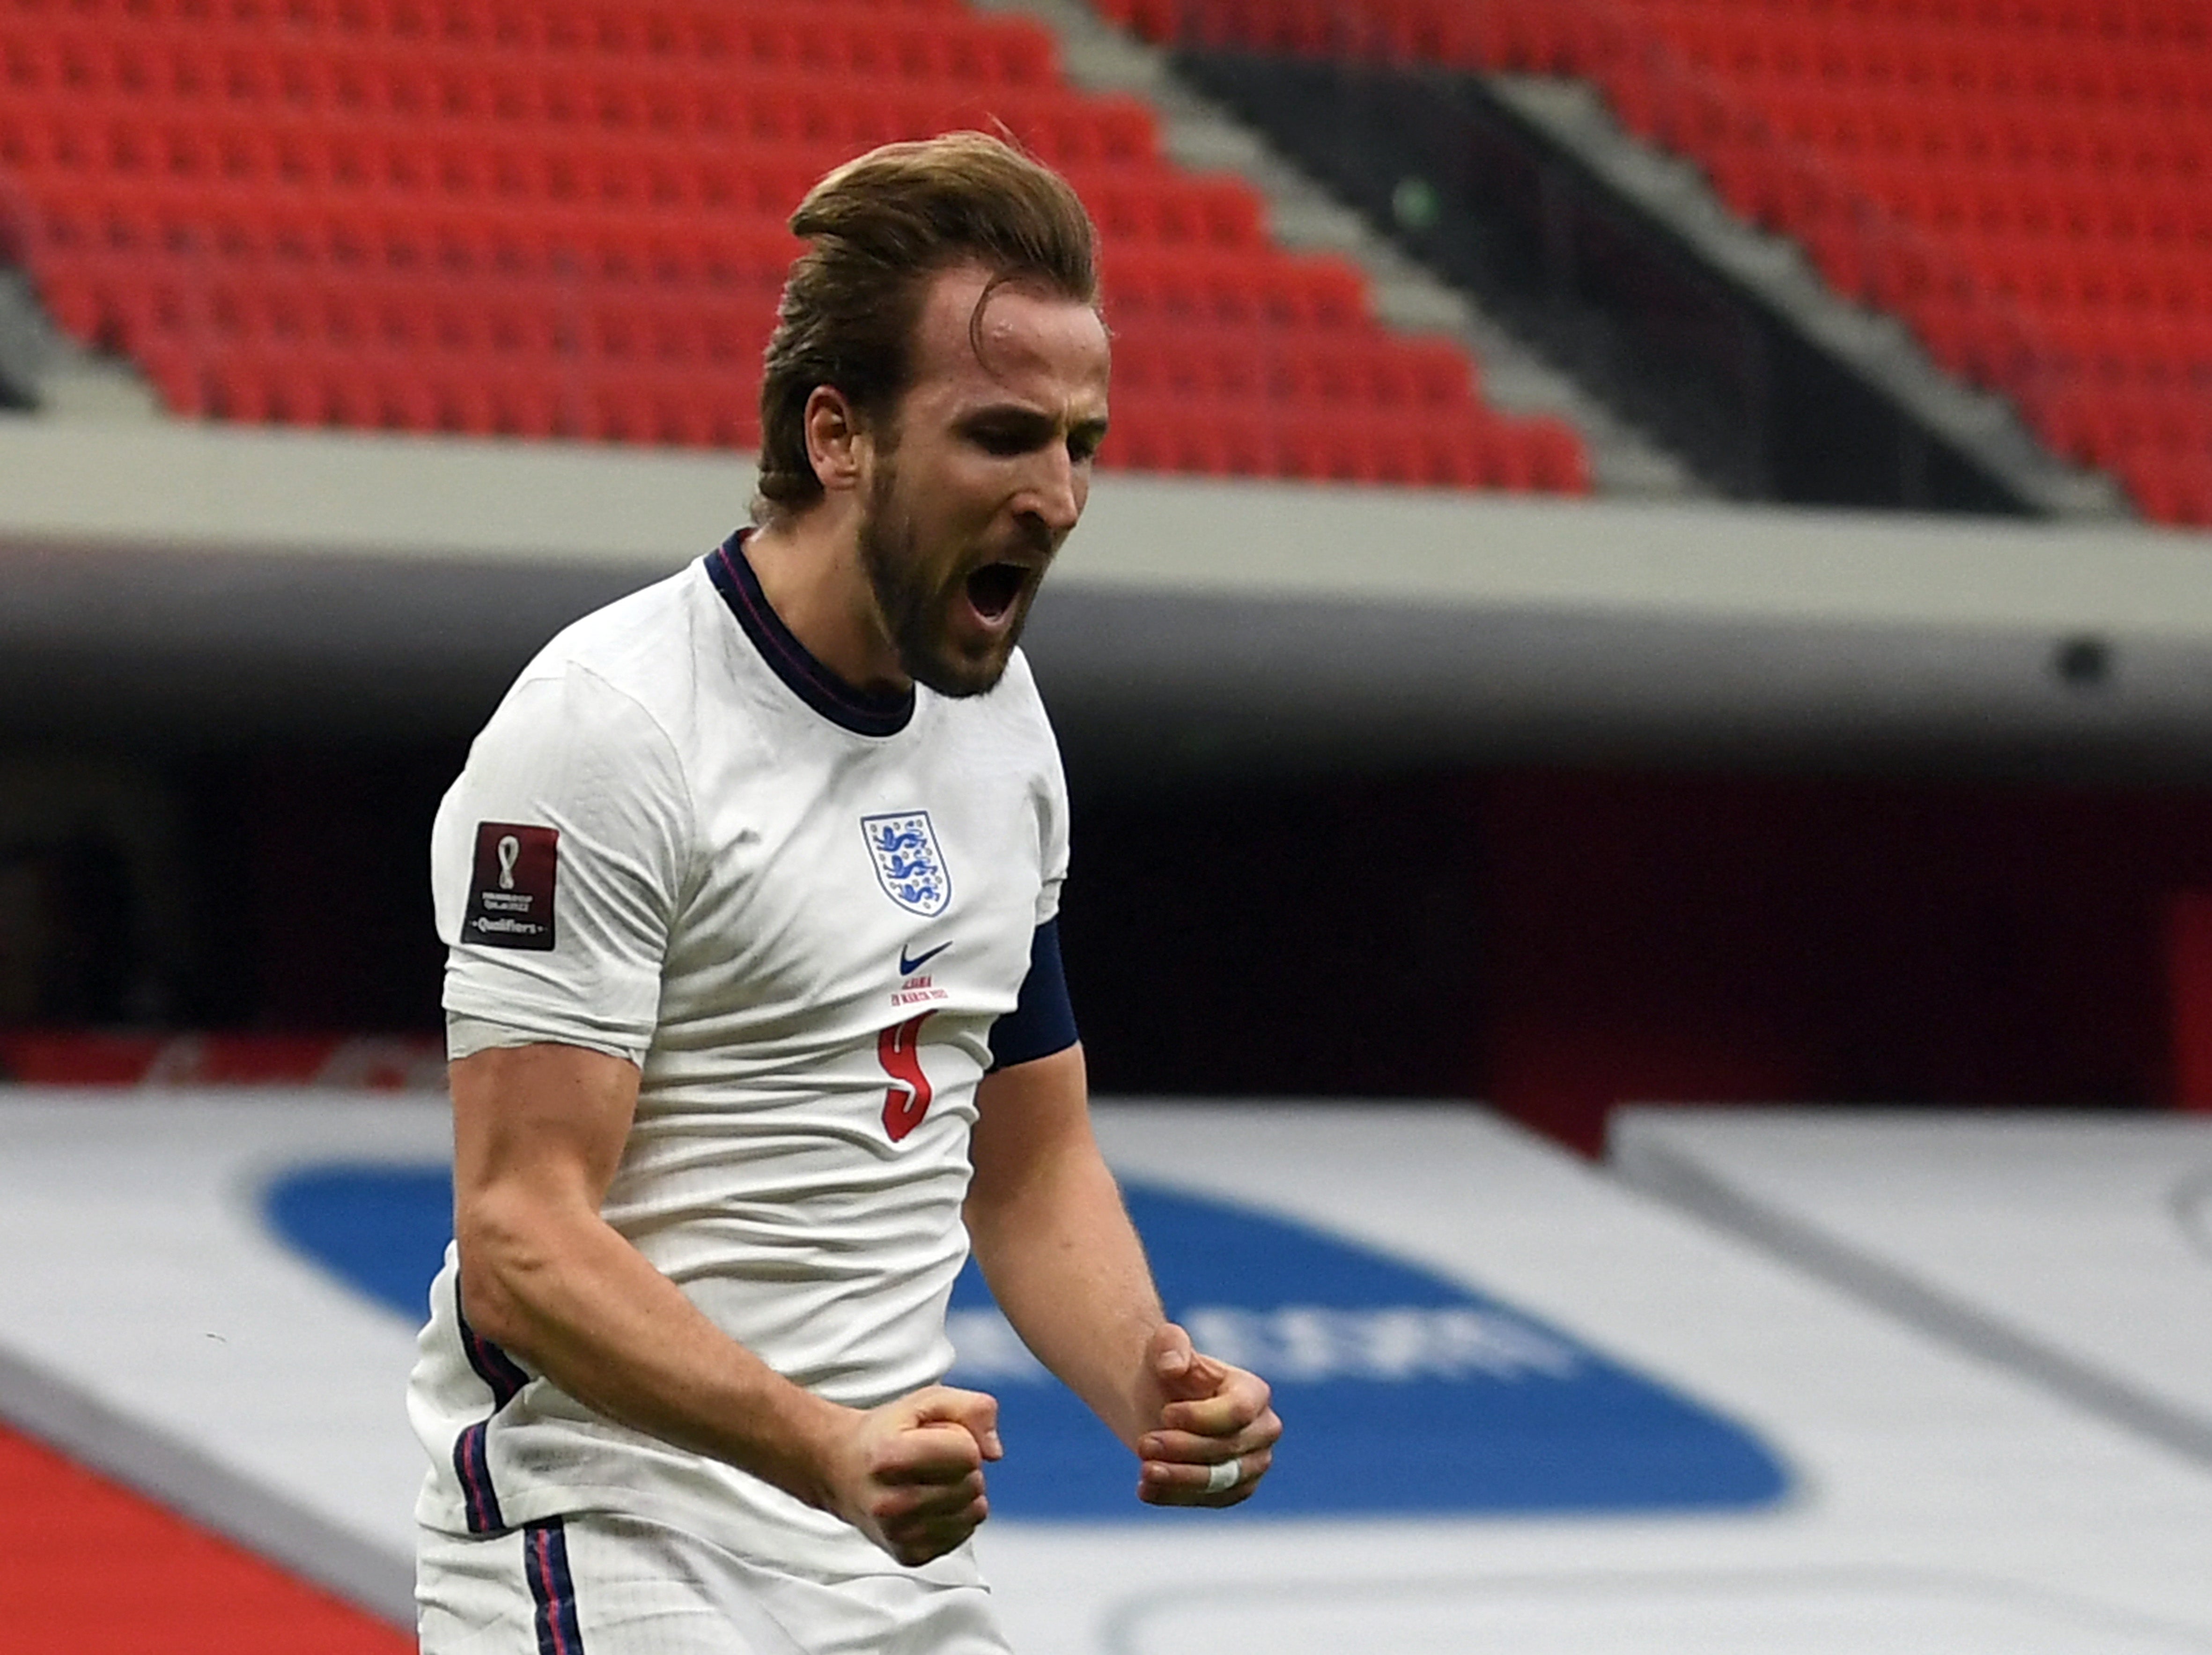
[704,531,916,738]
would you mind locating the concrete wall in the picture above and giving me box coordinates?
[7,415,2212,776]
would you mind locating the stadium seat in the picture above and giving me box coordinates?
[0,0,1565,496]
[1122,0,2209,522]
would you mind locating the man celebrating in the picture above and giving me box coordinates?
[409,133,1281,1653]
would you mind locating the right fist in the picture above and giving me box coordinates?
[824,1385,1002,1567]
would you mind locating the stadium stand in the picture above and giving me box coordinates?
[0,1420,406,1655]
[0,0,1588,492]
[0,1031,445,1086]
[1095,0,2212,525]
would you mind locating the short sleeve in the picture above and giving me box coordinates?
[430,663,692,1056]
[986,919,1077,1071]
[1033,742,1070,928]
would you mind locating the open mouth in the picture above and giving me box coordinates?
[965,562,1029,623]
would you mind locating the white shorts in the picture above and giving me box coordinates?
[417,1514,1014,1655]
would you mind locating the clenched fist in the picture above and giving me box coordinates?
[1135,1323,1281,1508]
[818,1385,1003,1566]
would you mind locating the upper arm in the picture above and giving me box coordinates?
[972,741,1084,1212]
[433,665,690,1058]
[452,1041,641,1206]
[450,1042,641,1322]
[966,1042,1093,1225]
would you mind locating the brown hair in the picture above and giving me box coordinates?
[754,131,1100,521]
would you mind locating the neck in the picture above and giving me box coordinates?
[742,509,908,695]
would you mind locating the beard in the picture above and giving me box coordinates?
[856,459,1031,700]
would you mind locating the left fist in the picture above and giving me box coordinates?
[1135,1322,1282,1507]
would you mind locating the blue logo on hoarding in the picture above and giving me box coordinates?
[265,1164,454,1322]
[265,1167,1789,1519]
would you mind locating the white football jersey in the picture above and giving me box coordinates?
[409,535,1069,1584]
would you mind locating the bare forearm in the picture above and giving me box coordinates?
[967,1048,1283,1510]
[967,1122,1165,1448]
[448,1043,997,1568]
[461,1196,845,1510]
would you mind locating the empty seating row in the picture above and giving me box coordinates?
[1697,183,2212,374]
[1102,244,1370,331]
[1110,0,2212,91]
[2032,309,2212,382]
[15,191,1327,333]
[1110,0,2210,74]
[0,0,1023,63]
[1666,121,2212,329]
[1107,396,1592,492]
[66,267,782,362]
[2034,382,2212,467]
[1649,75,2212,177]
[137,340,767,444]
[48,259,1460,426]
[2116,451,2212,527]
[1604,0,2212,526]
[2,0,968,29]
[1099,0,2202,523]
[0,3,1582,498]
[1723,152,2212,254]
[1613,25,2212,270]
[1791,209,2212,317]
[1934,235,2212,316]
[1093,0,1630,72]
[1887,290,2044,382]
[9,166,1263,265]
[0,9,1058,90]
[0,43,1158,162]
[33,249,1383,369]
[122,337,1575,496]
[1638,4,2212,103]
[1771,91,2209,179]
[0,114,1250,246]
[19,175,821,279]
[1112,325,1477,410]
[3,0,962,22]
[1694,137,2212,276]
[1849,162,2212,249]
[1606,0,2210,41]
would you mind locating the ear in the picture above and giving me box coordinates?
[803,385,870,498]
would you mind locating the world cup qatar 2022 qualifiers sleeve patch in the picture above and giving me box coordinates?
[464,822,559,950]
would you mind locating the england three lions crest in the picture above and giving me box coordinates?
[862,811,951,917]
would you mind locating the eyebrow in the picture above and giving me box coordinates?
[955,404,1111,444]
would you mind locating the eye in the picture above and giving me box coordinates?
[967,422,1038,457]
[1069,422,1107,465]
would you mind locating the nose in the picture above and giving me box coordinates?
[1018,445,1084,544]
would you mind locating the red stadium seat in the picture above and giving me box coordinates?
[1521,415,1594,494]
[2119,451,2212,527]
[0,0,1557,491]
[1137,0,2207,515]
[1077,170,1265,250]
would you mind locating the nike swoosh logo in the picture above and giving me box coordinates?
[899,941,951,977]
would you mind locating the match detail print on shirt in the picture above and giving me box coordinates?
[464,822,560,951]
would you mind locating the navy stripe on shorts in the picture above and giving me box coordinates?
[452,1418,505,1536]
[457,1288,531,1407]
[524,1518,586,1655]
